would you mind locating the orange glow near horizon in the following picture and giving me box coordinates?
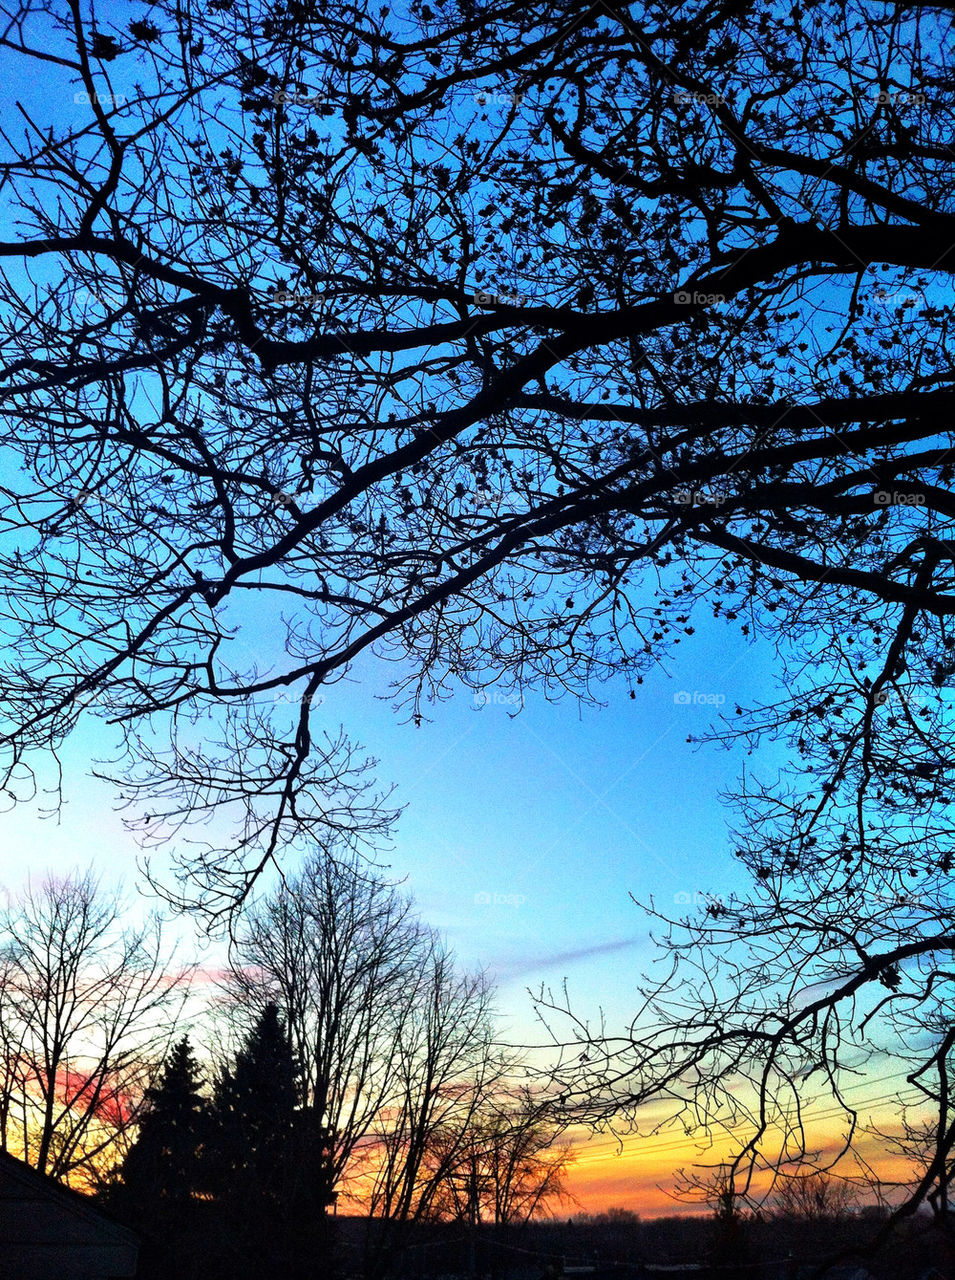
[559,1109,926,1218]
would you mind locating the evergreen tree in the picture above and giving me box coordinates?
[111,1035,212,1279]
[214,1001,298,1208]
[212,1003,336,1279]
[120,1035,208,1208]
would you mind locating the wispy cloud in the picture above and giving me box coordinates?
[492,935,646,981]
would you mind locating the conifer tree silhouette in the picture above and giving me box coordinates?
[120,1035,208,1208]
[212,1003,336,1279]
[113,1035,211,1278]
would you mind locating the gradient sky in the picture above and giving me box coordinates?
[1,592,773,1006]
[4,588,919,1214]
[0,17,925,1217]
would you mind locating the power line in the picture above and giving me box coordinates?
[572,1088,924,1167]
[568,1070,929,1167]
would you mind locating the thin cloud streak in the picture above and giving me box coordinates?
[491,935,647,982]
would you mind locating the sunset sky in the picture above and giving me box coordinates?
[0,593,919,1214]
[0,13,929,1217]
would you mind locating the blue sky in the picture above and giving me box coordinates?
[0,606,858,1216]
[0,9,789,1036]
[0,9,938,1217]
[2,591,781,1038]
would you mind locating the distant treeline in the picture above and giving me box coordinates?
[332,1208,951,1280]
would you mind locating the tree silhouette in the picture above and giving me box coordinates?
[866,1026,955,1228]
[213,1003,298,1207]
[222,852,510,1278]
[223,851,428,1197]
[0,0,953,1233]
[424,1087,573,1227]
[0,871,179,1186]
[0,0,949,924]
[118,1036,207,1205]
[709,1174,753,1280]
[363,942,505,1280]
[772,1170,857,1223]
[223,847,505,1233]
[211,1003,336,1280]
[113,1036,211,1278]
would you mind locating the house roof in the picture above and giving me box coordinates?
[0,1149,139,1278]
